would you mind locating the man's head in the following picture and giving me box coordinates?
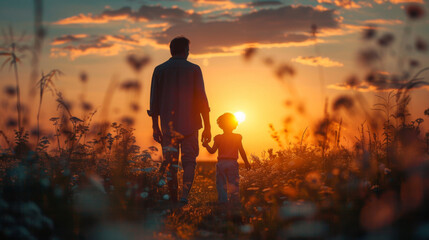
[170,36,190,58]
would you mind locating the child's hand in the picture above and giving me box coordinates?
[245,163,251,170]
[202,141,209,148]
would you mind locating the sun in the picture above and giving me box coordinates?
[234,111,246,124]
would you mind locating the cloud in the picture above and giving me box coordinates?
[292,56,344,67]
[247,1,283,7]
[51,42,134,60]
[329,71,429,91]
[50,34,138,60]
[362,19,403,25]
[52,4,342,56]
[152,5,341,54]
[51,34,88,45]
[119,27,143,33]
[317,0,363,9]
[374,0,424,4]
[54,5,200,25]
[192,0,248,9]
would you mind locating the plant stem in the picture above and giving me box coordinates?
[36,94,43,147]
[13,54,22,132]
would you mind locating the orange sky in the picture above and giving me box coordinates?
[1,0,429,161]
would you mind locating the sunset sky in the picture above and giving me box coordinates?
[1,0,428,160]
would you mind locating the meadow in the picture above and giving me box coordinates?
[1,3,429,240]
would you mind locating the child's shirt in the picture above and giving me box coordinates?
[214,133,242,160]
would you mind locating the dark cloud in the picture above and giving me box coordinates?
[55,5,200,25]
[152,5,340,54]
[50,34,137,59]
[330,71,429,91]
[132,5,201,23]
[247,1,283,7]
[51,34,88,45]
[54,4,340,55]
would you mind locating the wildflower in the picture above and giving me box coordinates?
[140,192,149,198]
[279,201,316,219]
[333,95,354,111]
[358,49,379,67]
[158,179,166,187]
[240,224,253,234]
[126,53,150,73]
[81,102,93,111]
[121,116,134,126]
[4,85,16,96]
[30,127,39,137]
[311,24,318,37]
[89,174,106,193]
[377,33,394,47]
[120,80,141,91]
[243,47,257,61]
[275,64,295,79]
[415,38,427,52]
[162,194,170,200]
[409,59,420,68]
[405,4,424,20]
[163,146,178,152]
[70,116,84,124]
[305,171,322,189]
[130,102,139,112]
[79,71,88,83]
[142,168,154,172]
[363,26,376,40]
[6,118,17,127]
[346,75,359,88]
[384,168,391,175]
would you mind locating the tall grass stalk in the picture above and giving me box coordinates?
[36,70,61,146]
[11,44,22,132]
[0,28,25,133]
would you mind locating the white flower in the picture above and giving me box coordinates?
[140,192,149,198]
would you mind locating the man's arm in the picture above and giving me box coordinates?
[194,66,211,143]
[201,110,211,143]
[148,67,162,143]
[151,115,162,144]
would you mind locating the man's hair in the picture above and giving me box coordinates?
[170,36,190,56]
[217,113,238,130]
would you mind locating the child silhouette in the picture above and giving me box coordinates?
[203,113,251,204]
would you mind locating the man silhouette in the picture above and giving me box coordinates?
[148,36,211,204]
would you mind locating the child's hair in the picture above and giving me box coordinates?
[217,113,238,130]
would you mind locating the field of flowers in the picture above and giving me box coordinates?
[1,2,429,240]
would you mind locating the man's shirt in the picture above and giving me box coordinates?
[149,56,210,136]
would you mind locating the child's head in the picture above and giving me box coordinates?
[217,113,238,132]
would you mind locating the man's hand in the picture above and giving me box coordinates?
[245,162,251,171]
[201,128,211,144]
[202,141,209,148]
[153,127,162,144]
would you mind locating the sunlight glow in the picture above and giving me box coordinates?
[234,111,246,124]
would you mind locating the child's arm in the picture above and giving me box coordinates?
[203,141,218,154]
[238,140,251,170]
